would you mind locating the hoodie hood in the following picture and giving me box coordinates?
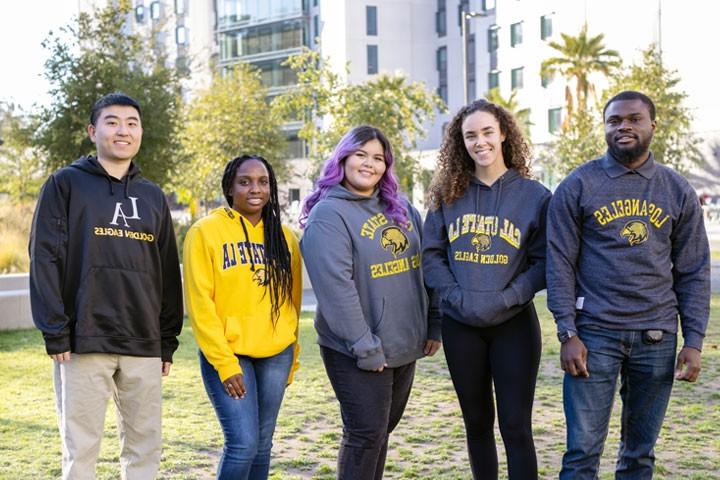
[325,184,381,202]
[70,155,141,197]
[469,168,522,219]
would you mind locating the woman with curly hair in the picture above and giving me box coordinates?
[422,100,550,479]
[301,125,441,480]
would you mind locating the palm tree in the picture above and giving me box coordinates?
[540,24,621,115]
[485,87,533,141]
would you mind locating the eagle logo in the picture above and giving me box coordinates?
[380,226,409,258]
[471,233,492,252]
[621,220,648,246]
[252,268,268,286]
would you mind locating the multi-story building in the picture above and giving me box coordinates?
[82,0,720,207]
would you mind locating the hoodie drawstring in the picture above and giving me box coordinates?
[239,216,256,272]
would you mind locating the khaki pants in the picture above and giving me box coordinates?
[53,353,162,480]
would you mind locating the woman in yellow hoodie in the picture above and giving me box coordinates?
[183,155,301,480]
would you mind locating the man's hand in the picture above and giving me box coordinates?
[675,347,701,382]
[424,340,441,357]
[223,373,246,399]
[560,336,589,378]
[50,351,71,362]
[162,361,172,377]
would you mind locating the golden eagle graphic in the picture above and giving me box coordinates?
[380,226,409,258]
[252,268,268,286]
[471,233,492,252]
[621,220,648,246]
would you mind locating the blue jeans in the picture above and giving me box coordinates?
[199,345,293,480]
[560,325,677,480]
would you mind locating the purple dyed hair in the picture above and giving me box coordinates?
[300,125,408,228]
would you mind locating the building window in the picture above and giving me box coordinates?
[436,0,446,37]
[289,188,301,203]
[175,26,187,45]
[467,33,476,101]
[313,0,318,6]
[174,0,184,15]
[510,22,523,47]
[548,107,562,133]
[313,15,319,40]
[541,72,552,88]
[436,46,448,104]
[150,1,161,20]
[366,6,378,36]
[458,0,469,28]
[488,70,499,89]
[541,15,553,40]
[511,67,524,89]
[487,25,499,52]
[367,45,378,74]
[135,4,145,23]
[482,0,496,10]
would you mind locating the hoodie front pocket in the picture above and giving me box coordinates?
[74,266,161,339]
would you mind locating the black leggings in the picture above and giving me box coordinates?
[443,304,542,480]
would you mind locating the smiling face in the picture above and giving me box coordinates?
[229,159,271,225]
[604,99,656,169]
[462,110,507,179]
[87,105,142,164]
[342,139,387,196]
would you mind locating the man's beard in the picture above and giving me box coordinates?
[606,133,652,166]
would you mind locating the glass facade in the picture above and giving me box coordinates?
[219,19,305,61]
[217,0,303,29]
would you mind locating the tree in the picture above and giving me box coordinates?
[273,48,445,195]
[484,88,533,141]
[605,45,702,173]
[0,104,43,199]
[541,24,621,115]
[176,64,286,207]
[35,0,183,187]
[541,106,605,178]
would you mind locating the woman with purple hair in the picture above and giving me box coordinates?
[300,125,441,479]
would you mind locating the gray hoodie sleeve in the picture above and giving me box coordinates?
[410,205,441,341]
[422,207,459,301]
[671,189,711,350]
[500,190,551,308]
[301,211,385,370]
[546,178,583,334]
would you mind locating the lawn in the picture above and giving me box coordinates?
[1,298,718,479]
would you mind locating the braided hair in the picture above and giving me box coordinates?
[221,155,293,326]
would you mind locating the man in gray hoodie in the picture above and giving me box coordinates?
[547,91,710,479]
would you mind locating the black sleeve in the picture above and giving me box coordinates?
[28,175,71,354]
[157,197,184,362]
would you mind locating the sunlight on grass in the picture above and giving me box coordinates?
[1,299,719,479]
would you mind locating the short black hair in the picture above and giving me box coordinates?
[90,92,142,126]
[603,90,656,121]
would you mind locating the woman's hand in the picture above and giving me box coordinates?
[223,373,246,399]
[424,340,442,356]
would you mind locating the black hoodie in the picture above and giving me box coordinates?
[29,156,183,361]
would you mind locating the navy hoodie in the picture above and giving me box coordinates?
[300,185,441,370]
[423,169,551,327]
[29,156,183,361]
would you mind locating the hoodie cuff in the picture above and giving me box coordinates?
[356,348,386,371]
[44,334,72,355]
[500,286,521,309]
[682,331,705,352]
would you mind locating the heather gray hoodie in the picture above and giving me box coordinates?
[300,185,441,370]
[423,168,551,327]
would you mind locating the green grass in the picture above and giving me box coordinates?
[1,298,719,479]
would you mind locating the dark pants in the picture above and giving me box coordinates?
[320,346,416,480]
[443,304,542,480]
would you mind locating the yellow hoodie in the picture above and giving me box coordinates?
[183,207,302,383]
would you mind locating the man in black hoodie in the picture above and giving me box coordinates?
[29,93,183,479]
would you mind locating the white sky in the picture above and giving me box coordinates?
[0,0,79,111]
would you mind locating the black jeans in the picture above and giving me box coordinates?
[443,304,542,480]
[320,346,416,480]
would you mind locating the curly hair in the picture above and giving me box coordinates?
[428,99,532,209]
[300,125,408,228]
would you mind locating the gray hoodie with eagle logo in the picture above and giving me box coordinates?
[300,185,441,370]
